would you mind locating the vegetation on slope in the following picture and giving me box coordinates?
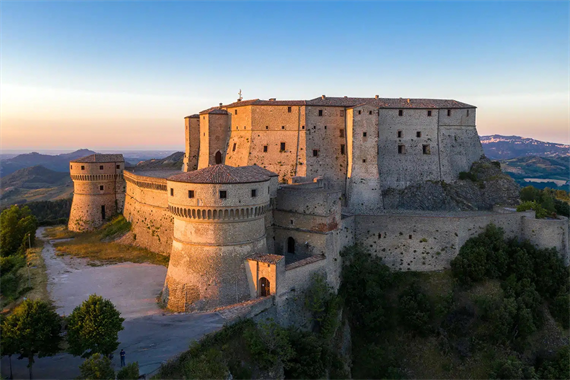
[516,186,570,218]
[51,216,169,267]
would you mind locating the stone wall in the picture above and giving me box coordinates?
[522,216,569,264]
[122,171,173,255]
[183,116,200,172]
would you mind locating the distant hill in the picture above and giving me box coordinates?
[499,155,569,191]
[0,165,73,206]
[0,149,96,176]
[481,135,570,159]
[134,152,184,170]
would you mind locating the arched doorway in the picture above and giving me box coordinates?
[215,151,222,164]
[287,237,295,254]
[260,277,270,296]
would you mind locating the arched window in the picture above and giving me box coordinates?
[215,151,222,164]
[260,277,270,297]
[287,237,295,254]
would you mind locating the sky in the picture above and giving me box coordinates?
[1,0,568,151]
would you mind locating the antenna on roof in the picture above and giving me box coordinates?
[238,89,243,102]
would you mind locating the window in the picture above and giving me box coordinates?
[398,145,406,154]
[81,166,85,170]
[423,144,431,154]
[99,185,104,190]
[447,109,451,116]
[302,125,305,130]
[251,189,257,197]
[70,165,73,169]
[409,235,412,239]
[219,190,227,199]
[324,125,327,130]
[369,110,372,115]
[116,165,120,169]
[416,131,421,138]
[358,110,361,115]
[339,129,345,138]
[188,190,194,198]
[397,130,403,138]
[281,126,285,129]
[99,165,104,170]
[340,110,345,117]
[313,149,319,157]
[235,109,238,115]
[362,159,366,163]
[318,110,323,116]
[288,106,292,113]
[232,143,237,152]
[170,188,174,196]
[266,126,269,130]
[398,110,403,116]
[280,142,286,151]
[340,144,345,155]
[363,132,367,137]
[467,109,470,117]
[427,110,432,117]
[263,145,268,152]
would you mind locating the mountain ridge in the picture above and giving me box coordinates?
[480,135,570,159]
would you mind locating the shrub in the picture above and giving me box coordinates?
[244,319,293,370]
[537,345,570,379]
[489,356,535,379]
[117,362,139,379]
[549,291,570,329]
[459,171,477,181]
[78,353,115,380]
[101,215,131,238]
[183,348,228,379]
[398,282,432,334]
[285,330,330,379]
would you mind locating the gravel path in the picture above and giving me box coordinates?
[1,227,226,379]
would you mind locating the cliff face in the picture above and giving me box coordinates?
[383,158,520,211]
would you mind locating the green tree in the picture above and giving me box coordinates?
[67,294,125,358]
[183,348,227,379]
[398,282,432,334]
[1,299,62,379]
[78,353,115,380]
[116,362,139,380]
[0,205,37,257]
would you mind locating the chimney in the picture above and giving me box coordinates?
[321,95,326,99]
[375,95,379,99]
[269,98,276,101]
[237,99,241,102]
[219,103,223,108]
[407,99,410,104]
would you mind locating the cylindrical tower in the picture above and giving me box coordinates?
[68,154,125,232]
[162,164,271,312]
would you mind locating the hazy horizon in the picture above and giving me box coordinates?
[1,1,568,150]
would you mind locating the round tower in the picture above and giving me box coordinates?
[68,154,125,232]
[162,164,271,312]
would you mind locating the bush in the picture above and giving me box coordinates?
[183,348,227,379]
[78,353,114,380]
[459,171,477,181]
[398,282,432,334]
[285,330,330,379]
[489,356,535,379]
[537,345,570,379]
[244,319,292,370]
[517,201,551,219]
[549,291,570,329]
[116,362,139,379]
[101,215,131,238]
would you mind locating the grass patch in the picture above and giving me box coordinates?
[43,225,77,240]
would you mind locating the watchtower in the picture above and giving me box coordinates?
[161,164,273,311]
[68,154,125,232]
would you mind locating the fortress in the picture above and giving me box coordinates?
[68,95,569,320]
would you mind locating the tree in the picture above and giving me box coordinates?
[117,362,140,380]
[1,300,62,379]
[0,206,37,257]
[78,353,115,380]
[67,294,125,358]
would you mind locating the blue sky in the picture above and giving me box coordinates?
[1,1,568,149]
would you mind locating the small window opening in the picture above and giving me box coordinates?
[188,190,194,198]
[263,145,268,152]
[219,190,227,199]
[398,110,403,116]
[467,109,470,117]
[280,142,286,151]
[369,110,372,115]
[398,145,406,154]
[318,110,323,116]
[70,165,73,169]
[362,159,366,163]
[302,125,305,130]
[232,143,237,152]
[281,126,285,129]
[313,149,319,157]
[358,110,361,115]
[170,188,174,196]
[251,189,257,197]
[287,106,291,113]
[324,125,327,130]
[416,131,421,138]
[99,185,104,190]
[339,129,345,137]
[99,165,104,170]
[340,144,345,155]
[234,109,237,115]
[447,109,451,116]
[266,126,269,129]
[287,237,295,253]
[116,165,120,169]
[363,132,367,137]
[409,235,412,239]
[290,220,294,225]
[397,130,403,138]
[427,110,432,117]
[81,166,85,170]
[423,144,431,154]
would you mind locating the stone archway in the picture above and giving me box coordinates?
[215,151,222,164]
[260,277,270,297]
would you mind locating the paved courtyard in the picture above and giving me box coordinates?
[1,228,226,379]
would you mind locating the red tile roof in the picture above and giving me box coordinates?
[199,108,229,115]
[247,253,284,264]
[168,164,271,184]
[224,99,307,108]
[307,97,475,109]
[185,114,200,118]
[71,154,124,163]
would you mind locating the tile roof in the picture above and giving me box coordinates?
[247,164,279,178]
[167,164,271,184]
[71,154,124,163]
[224,99,307,108]
[185,114,200,118]
[199,107,229,115]
[247,253,284,264]
[307,97,475,109]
